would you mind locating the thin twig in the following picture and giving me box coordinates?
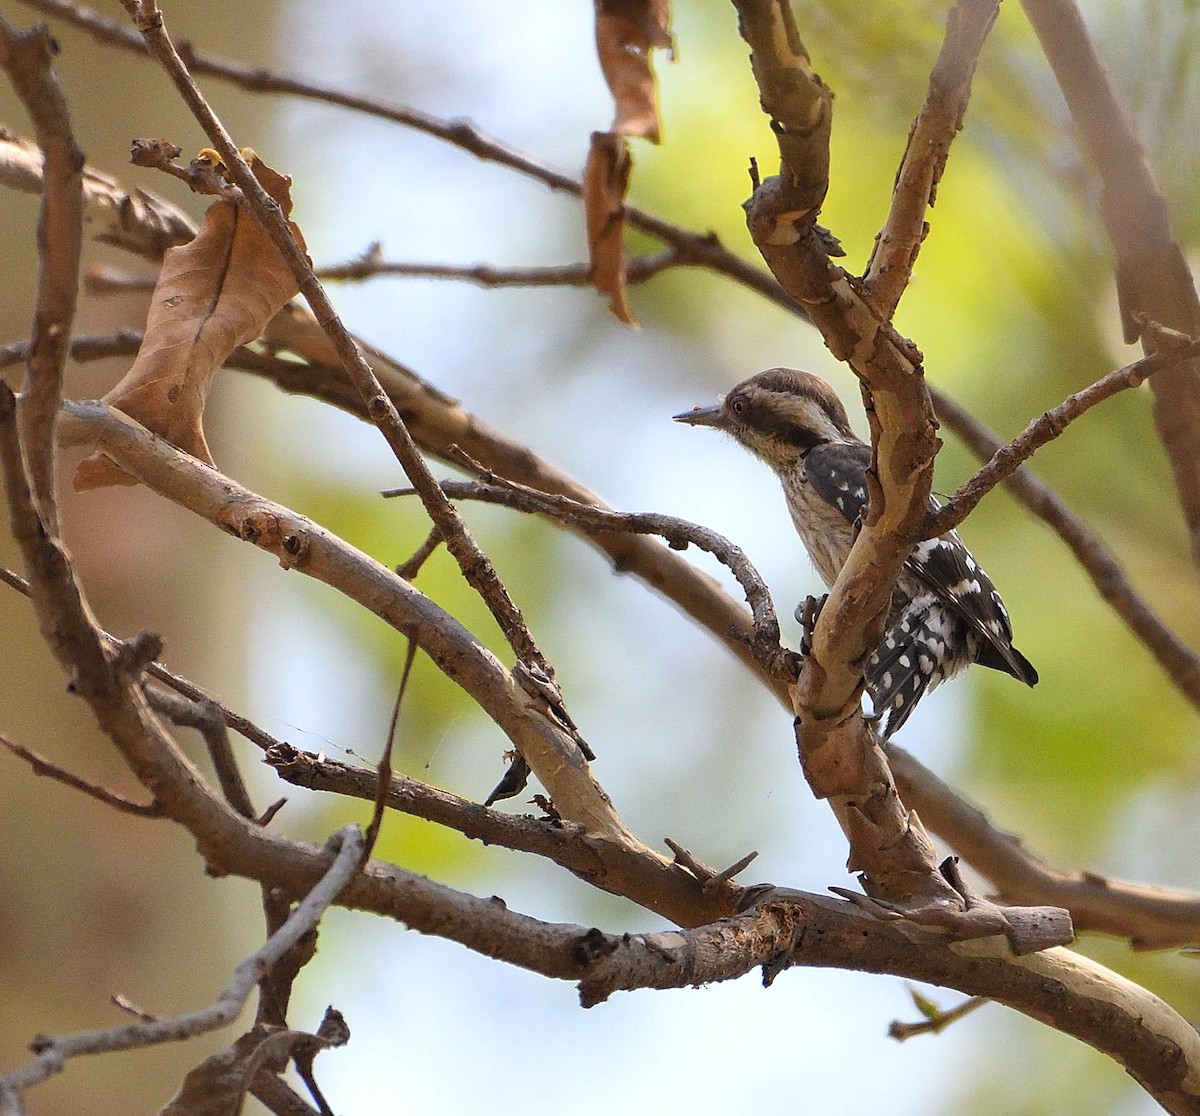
[361,639,417,869]
[0,730,162,817]
[0,827,363,1107]
[924,342,1199,539]
[315,245,686,288]
[0,329,144,370]
[81,264,156,294]
[888,992,987,1041]
[395,527,442,581]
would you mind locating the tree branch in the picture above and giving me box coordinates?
[0,129,194,260]
[388,470,784,666]
[924,340,1198,539]
[733,0,970,918]
[315,244,688,288]
[0,17,84,535]
[3,50,1193,949]
[55,396,638,846]
[0,729,161,817]
[864,0,1001,319]
[1021,0,1200,571]
[930,386,1200,712]
[574,890,1200,1114]
[891,747,1200,950]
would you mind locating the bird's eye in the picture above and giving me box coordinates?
[729,396,747,416]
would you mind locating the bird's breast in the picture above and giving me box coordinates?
[779,472,855,588]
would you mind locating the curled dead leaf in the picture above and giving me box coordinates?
[594,0,673,142]
[583,131,636,326]
[74,153,307,490]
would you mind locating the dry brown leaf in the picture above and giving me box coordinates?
[594,0,672,142]
[74,154,307,490]
[583,131,636,326]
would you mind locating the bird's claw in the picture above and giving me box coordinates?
[795,593,829,658]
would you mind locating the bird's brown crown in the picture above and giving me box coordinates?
[699,368,856,470]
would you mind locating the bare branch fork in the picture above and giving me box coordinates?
[733,0,1000,923]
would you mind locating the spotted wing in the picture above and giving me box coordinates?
[805,442,1036,687]
[803,441,870,523]
[906,533,1037,685]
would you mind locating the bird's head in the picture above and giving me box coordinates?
[673,367,856,470]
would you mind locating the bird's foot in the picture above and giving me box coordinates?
[794,593,829,658]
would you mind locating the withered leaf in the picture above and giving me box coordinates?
[74,153,307,490]
[583,131,636,326]
[594,0,672,142]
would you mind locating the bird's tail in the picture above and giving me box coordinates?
[865,596,957,738]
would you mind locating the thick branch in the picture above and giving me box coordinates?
[575,891,1200,1114]
[733,0,832,218]
[1021,0,1200,570]
[734,4,958,914]
[0,18,84,534]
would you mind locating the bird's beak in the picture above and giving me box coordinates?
[672,403,726,429]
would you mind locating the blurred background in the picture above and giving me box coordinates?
[3,1,1200,1112]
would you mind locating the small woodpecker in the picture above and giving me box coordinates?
[674,367,1037,737]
